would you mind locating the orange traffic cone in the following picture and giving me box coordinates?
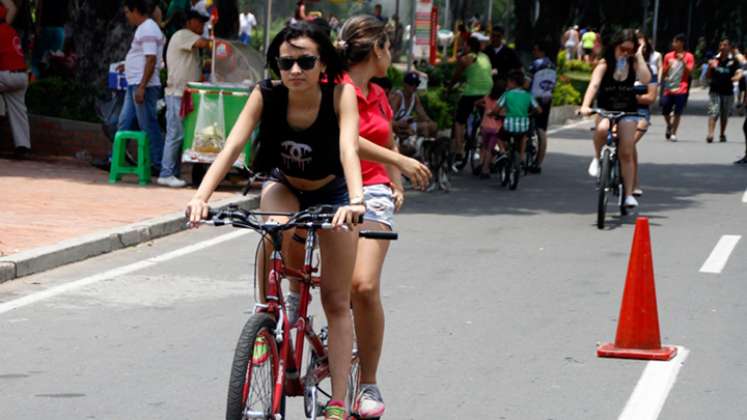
[597,217,677,361]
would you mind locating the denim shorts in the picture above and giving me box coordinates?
[363,184,395,229]
[265,168,349,210]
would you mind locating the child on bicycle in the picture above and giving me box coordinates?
[475,83,503,179]
[497,69,542,165]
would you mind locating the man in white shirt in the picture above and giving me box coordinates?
[118,0,166,175]
[239,10,256,45]
[159,9,211,187]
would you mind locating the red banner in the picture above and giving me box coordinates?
[430,6,438,64]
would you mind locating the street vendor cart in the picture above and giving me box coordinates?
[181,81,254,186]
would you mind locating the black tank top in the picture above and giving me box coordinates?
[251,79,343,179]
[597,60,638,112]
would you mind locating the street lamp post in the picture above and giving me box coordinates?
[652,0,660,48]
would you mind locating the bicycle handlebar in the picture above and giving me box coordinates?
[204,206,397,240]
[589,108,647,120]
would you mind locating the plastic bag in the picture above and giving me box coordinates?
[193,91,226,154]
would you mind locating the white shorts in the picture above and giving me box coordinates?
[363,184,395,229]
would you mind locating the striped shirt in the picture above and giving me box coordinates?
[124,18,165,87]
[498,88,539,133]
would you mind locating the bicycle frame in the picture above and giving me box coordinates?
[256,226,327,415]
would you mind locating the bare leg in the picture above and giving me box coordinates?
[707,116,717,139]
[255,182,299,303]
[720,111,729,137]
[617,120,637,197]
[671,114,682,135]
[536,128,547,165]
[633,118,648,191]
[519,134,527,163]
[453,122,465,156]
[351,221,390,385]
[318,229,357,402]
[593,118,610,159]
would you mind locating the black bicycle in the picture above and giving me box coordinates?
[591,109,644,229]
[499,132,522,190]
[453,104,483,174]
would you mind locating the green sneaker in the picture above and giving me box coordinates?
[324,400,346,420]
[251,335,269,365]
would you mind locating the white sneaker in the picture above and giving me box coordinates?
[669,134,678,142]
[624,195,639,209]
[157,176,187,188]
[588,158,600,177]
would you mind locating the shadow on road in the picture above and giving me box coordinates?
[403,151,746,221]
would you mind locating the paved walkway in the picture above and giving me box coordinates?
[0,158,245,256]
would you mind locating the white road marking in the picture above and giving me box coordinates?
[618,346,690,420]
[547,118,591,135]
[699,235,741,274]
[0,229,250,315]
[742,188,747,203]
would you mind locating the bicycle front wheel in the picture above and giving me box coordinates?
[596,149,612,229]
[226,313,284,420]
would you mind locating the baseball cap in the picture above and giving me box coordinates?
[404,72,420,86]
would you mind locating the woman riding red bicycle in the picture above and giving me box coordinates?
[186,22,363,420]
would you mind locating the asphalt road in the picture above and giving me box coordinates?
[1,89,746,420]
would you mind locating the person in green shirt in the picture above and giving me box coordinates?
[447,35,493,165]
[496,70,541,164]
[581,28,597,63]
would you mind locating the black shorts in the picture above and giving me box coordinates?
[500,130,528,142]
[266,168,349,210]
[740,77,746,93]
[456,95,484,124]
[583,47,593,56]
[660,93,688,116]
[535,99,551,130]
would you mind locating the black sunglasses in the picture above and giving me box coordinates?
[276,55,319,71]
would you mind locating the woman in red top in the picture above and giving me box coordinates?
[337,15,428,418]
[284,15,430,418]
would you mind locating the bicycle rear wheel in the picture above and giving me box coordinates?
[226,313,284,420]
[596,149,612,229]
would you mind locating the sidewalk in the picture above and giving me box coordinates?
[0,157,258,282]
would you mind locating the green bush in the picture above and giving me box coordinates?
[387,66,404,90]
[418,62,456,87]
[552,80,581,106]
[556,50,567,72]
[26,77,100,123]
[564,59,592,73]
[419,86,459,130]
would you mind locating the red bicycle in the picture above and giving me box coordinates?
[207,205,397,420]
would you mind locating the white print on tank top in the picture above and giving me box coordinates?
[281,141,313,171]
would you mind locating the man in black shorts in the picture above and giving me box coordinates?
[527,42,557,173]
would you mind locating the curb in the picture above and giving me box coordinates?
[0,194,260,284]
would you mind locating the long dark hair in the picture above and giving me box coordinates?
[637,31,653,62]
[294,0,305,21]
[266,21,344,83]
[602,29,639,78]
